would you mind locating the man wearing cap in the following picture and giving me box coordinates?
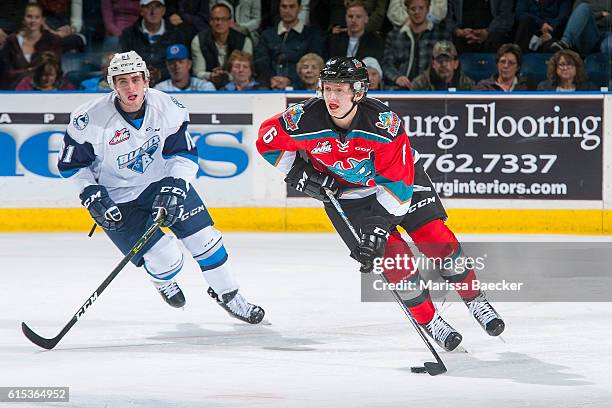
[120,0,188,84]
[410,40,474,91]
[155,43,216,91]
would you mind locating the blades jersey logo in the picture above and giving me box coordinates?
[109,128,130,145]
[282,104,304,131]
[375,111,400,137]
[328,155,375,186]
[117,136,160,174]
[311,141,332,154]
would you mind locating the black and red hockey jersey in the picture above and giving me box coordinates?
[256,97,414,217]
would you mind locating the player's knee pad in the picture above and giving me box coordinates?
[181,225,228,271]
[143,234,184,281]
[409,219,460,259]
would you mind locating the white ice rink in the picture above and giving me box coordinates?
[2,232,611,408]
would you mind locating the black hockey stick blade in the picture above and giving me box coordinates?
[21,213,165,350]
[21,322,60,350]
[424,361,447,376]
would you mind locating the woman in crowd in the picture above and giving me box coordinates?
[295,52,324,91]
[15,51,75,91]
[223,50,261,91]
[537,49,597,91]
[475,43,529,91]
[362,56,383,90]
[3,3,62,89]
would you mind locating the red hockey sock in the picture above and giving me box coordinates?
[381,230,417,284]
[380,230,435,324]
[409,219,480,300]
[408,299,435,324]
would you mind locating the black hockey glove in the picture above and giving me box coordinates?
[285,160,339,202]
[355,216,390,273]
[152,177,187,227]
[80,184,124,231]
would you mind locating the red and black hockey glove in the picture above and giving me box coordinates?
[285,159,339,202]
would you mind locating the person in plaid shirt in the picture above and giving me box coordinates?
[382,0,451,90]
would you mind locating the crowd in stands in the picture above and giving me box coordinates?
[0,0,609,92]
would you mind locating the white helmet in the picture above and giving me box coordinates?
[107,51,150,90]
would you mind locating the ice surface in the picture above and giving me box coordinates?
[1,232,611,407]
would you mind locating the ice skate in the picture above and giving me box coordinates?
[208,288,265,324]
[465,292,505,336]
[419,311,463,351]
[152,280,186,308]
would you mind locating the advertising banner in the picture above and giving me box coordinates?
[0,93,285,208]
[386,97,604,200]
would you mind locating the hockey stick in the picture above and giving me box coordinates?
[21,212,166,350]
[323,188,447,376]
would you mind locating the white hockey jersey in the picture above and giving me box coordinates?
[58,89,199,203]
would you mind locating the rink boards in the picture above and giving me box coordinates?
[0,91,610,234]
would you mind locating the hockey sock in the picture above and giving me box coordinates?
[382,229,435,324]
[409,219,480,300]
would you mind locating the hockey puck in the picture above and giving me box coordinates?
[410,366,427,373]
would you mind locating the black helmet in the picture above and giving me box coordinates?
[318,57,369,98]
[320,57,369,83]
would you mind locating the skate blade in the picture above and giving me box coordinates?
[497,335,506,344]
[451,345,469,353]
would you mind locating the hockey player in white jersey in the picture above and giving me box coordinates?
[57,50,264,324]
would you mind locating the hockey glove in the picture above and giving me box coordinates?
[152,177,187,227]
[285,160,339,202]
[355,216,390,273]
[80,184,124,231]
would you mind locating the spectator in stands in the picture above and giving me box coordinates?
[514,0,572,53]
[223,49,261,90]
[475,43,529,91]
[295,52,324,90]
[309,0,389,34]
[39,0,87,53]
[102,0,141,51]
[325,0,384,62]
[80,52,115,90]
[0,0,28,49]
[15,51,75,91]
[309,0,347,33]
[210,0,262,44]
[120,0,188,84]
[387,0,447,27]
[155,43,216,90]
[536,49,596,91]
[551,1,611,56]
[382,0,451,90]
[191,2,253,89]
[254,0,323,90]
[448,0,514,54]
[3,3,62,89]
[411,40,475,90]
[362,56,383,90]
[165,0,210,41]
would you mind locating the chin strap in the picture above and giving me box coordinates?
[331,95,359,120]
